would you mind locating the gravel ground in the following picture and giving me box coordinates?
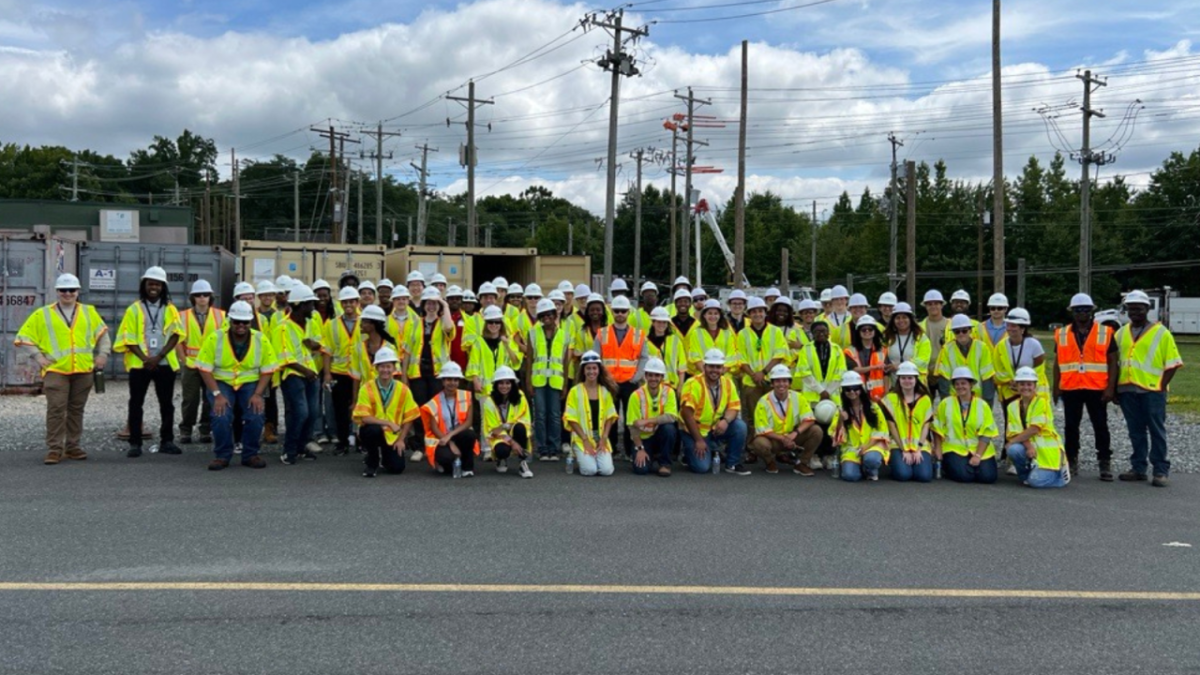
[3,380,1199,473]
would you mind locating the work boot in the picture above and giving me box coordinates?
[64,449,87,461]
[127,445,143,458]
[242,456,267,469]
[44,451,62,465]
[159,441,182,455]
[1099,462,1114,482]
[262,423,278,444]
[1118,470,1147,482]
[1152,475,1170,488]
[208,459,229,471]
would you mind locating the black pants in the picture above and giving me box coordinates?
[608,380,639,456]
[492,426,529,461]
[1062,389,1111,465]
[433,429,479,474]
[331,374,355,447]
[408,374,442,453]
[360,424,406,473]
[128,366,176,446]
[264,386,279,429]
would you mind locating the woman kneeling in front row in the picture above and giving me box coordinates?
[353,347,419,477]
[881,361,934,482]
[563,351,619,476]
[483,366,534,479]
[837,371,889,481]
[419,362,479,476]
[933,366,1000,483]
[1006,366,1069,488]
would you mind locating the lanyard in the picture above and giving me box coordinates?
[143,301,162,334]
[959,398,973,430]
[708,382,722,411]
[379,380,396,411]
[773,394,788,420]
[1010,338,1026,370]
[56,304,77,327]
[896,333,912,360]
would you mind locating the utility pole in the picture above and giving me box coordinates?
[734,39,748,290]
[888,132,904,290]
[362,122,400,245]
[1077,69,1107,295]
[356,168,364,244]
[406,216,413,246]
[905,161,917,306]
[811,200,817,288]
[977,195,985,320]
[630,149,646,283]
[992,0,1006,294]
[70,155,80,202]
[411,143,437,245]
[231,148,241,254]
[668,125,678,281]
[587,8,647,291]
[310,125,357,243]
[293,171,301,242]
[447,81,493,247]
[675,88,711,279]
[202,174,210,245]
[485,223,493,248]
[568,221,574,255]
[448,217,456,246]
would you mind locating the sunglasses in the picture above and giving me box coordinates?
[953,328,972,335]
[844,387,863,394]
[858,326,876,332]
[57,289,79,294]
[230,319,251,326]
[193,293,212,298]
[613,309,628,314]
[988,306,1007,311]
[1071,307,1092,313]
[486,320,502,326]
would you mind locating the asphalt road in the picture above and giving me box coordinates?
[1,449,1197,674]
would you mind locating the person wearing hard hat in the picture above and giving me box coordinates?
[688,299,738,378]
[195,300,278,471]
[492,276,509,304]
[609,278,630,300]
[680,348,749,474]
[670,288,697,339]
[419,362,478,476]
[667,276,691,317]
[526,298,570,461]
[1109,290,1184,487]
[749,364,823,475]
[312,279,334,321]
[467,282,500,353]
[626,357,679,476]
[689,287,708,319]
[817,288,833,318]
[919,289,949,390]
[405,271,426,301]
[278,284,322,464]
[514,283,544,347]
[14,273,110,465]
[255,280,282,443]
[932,366,1000,483]
[595,294,649,458]
[823,285,851,345]
[445,285,469,372]
[763,288,781,310]
[575,293,608,371]
[274,276,293,314]
[877,292,898,326]
[833,371,889,482]
[482,366,534,478]
[466,305,523,398]
[773,299,809,366]
[884,302,931,388]
[351,305,401,386]
[735,296,788,440]
[832,293,870,347]
[795,319,847,404]
[115,266,184,458]
[563,350,619,477]
[430,273,448,295]
[352,346,419,478]
[632,281,658,334]
[1005,366,1068,488]
[646,307,687,390]
[177,280,225,445]
[324,286,362,453]
[981,293,1010,349]
[387,286,421,393]
[794,299,818,340]
[409,288,456,462]
[357,280,378,309]
[338,270,360,290]
[992,307,1047,414]
[503,283,525,332]
[376,279,394,309]
[233,282,255,305]
[726,290,748,332]
[934,314,994,401]
[1053,292,1116,481]
[845,314,889,402]
[880,361,935,482]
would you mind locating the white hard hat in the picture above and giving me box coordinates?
[765,287,781,298]
[891,302,914,316]
[54,273,81,290]
[700,299,720,312]
[492,366,518,383]
[728,289,748,302]
[574,284,591,297]
[895,361,921,378]
[227,301,255,322]
[536,298,556,316]
[840,371,864,388]
[394,285,411,298]
[673,288,692,302]
[430,273,447,285]
[558,280,575,293]
[987,293,1009,308]
[461,290,477,303]
[359,280,377,293]
[1005,308,1031,326]
[446,285,464,298]
[650,307,670,321]
[142,266,168,283]
[406,271,426,284]
[548,290,566,302]
[524,283,543,298]
[373,346,400,366]
[797,299,819,312]
[507,283,524,295]
[644,358,667,376]
[611,296,632,311]
[377,278,394,290]
[773,297,792,308]
[289,284,316,304]
[878,292,898,306]
[848,293,868,307]
[580,350,602,366]
[672,275,691,288]
[702,348,726,366]
[275,274,292,288]
[830,285,850,300]
[492,276,508,288]
[482,306,504,322]
[312,279,332,292]
[420,288,442,302]
[950,289,971,303]
[361,305,387,322]
[256,280,277,295]
[768,364,792,381]
[586,293,605,305]
[691,288,708,299]
[747,297,767,312]
[190,279,213,295]
[640,281,658,293]
[233,282,255,297]
[438,362,464,379]
[923,289,945,304]
[1124,290,1151,306]
[819,289,833,303]
[813,399,839,425]
[338,286,359,302]
[1014,366,1039,383]
[950,366,977,382]
[855,314,879,329]
[609,278,629,293]
[950,314,973,331]
[478,282,498,296]
[1069,293,1095,309]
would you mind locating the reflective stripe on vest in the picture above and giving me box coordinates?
[1117,323,1170,389]
[1056,323,1110,390]
[601,325,644,382]
[208,330,264,385]
[531,326,566,389]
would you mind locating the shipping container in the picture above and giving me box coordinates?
[312,244,387,286]
[1167,297,1200,335]
[239,240,388,287]
[78,242,236,378]
[535,255,591,294]
[384,246,589,293]
[0,235,80,391]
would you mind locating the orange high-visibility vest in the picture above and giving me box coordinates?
[419,389,478,465]
[599,324,645,383]
[1055,323,1111,391]
[844,346,887,401]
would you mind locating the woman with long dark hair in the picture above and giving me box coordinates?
[880,361,934,482]
[687,299,737,377]
[845,315,889,401]
[483,366,534,479]
[835,371,889,482]
[884,302,930,387]
[563,351,619,477]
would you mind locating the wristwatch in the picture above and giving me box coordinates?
[211,390,222,398]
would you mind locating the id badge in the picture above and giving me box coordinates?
[149,337,159,349]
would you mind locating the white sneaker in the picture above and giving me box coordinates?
[561,442,571,454]
[1006,462,1018,476]
[305,441,323,454]
[820,456,833,470]
[496,459,508,473]
[462,470,475,478]
[316,435,330,445]
[233,443,243,455]
[411,450,424,462]
[482,449,493,462]
[519,461,533,479]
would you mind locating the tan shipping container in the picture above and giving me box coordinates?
[240,240,387,287]
[536,255,591,294]
[312,244,387,286]
[385,246,537,292]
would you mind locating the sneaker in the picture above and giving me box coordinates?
[1118,470,1148,482]
[482,449,494,462]
[317,435,330,445]
[197,434,213,443]
[178,435,194,444]
[305,441,323,454]
[234,443,243,455]
[656,465,671,477]
[159,441,182,455]
[127,445,143,458]
[1006,462,1018,476]
[496,458,508,474]
[241,456,267,469]
[538,455,553,462]
[819,456,832,470]
[462,470,475,478]
[280,454,296,465]
[1099,463,1114,482]
[868,471,879,482]
[561,443,571,455]
[765,462,779,475]
[362,466,377,478]
[411,450,424,462]
[208,459,229,471]
[518,461,534,479]
[1152,474,1169,488]
[793,463,815,477]
[436,464,445,474]
[300,449,318,461]
[546,454,560,462]
[724,463,751,476]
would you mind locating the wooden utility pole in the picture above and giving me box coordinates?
[447,81,493,247]
[734,40,748,290]
[811,200,817,288]
[1077,69,1107,295]
[293,171,301,242]
[992,0,1006,294]
[310,125,357,243]
[977,195,985,320]
[231,148,240,254]
[631,148,645,284]
[676,88,711,279]
[411,143,438,245]
[356,168,364,245]
[781,248,790,296]
[888,132,904,290]
[905,161,917,306]
[362,122,400,245]
[668,125,678,281]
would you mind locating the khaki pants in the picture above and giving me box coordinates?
[740,383,771,435]
[749,425,824,467]
[43,372,93,456]
[179,366,211,436]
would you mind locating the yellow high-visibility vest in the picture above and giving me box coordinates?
[735,324,788,388]
[353,378,420,446]
[324,313,361,376]
[563,383,617,452]
[626,383,679,440]
[839,402,889,464]
[880,392,932,452]
[481,392,532,442]
[932,395,999,458]
[195,328,277,387]
[529,324,568,389]
[1114,322,1183,392]
[1005,396,1063,471]
[794,343,847,401]
[114,301,183,371]
[680,374,740,435]
[935,339,995,396]
[753,390,813,437]
[992,335,1048,401]
[14,303,107,375]
[465,334,522,395]
[180,307,225,368]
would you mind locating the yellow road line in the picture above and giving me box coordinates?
[0,582,1198,601]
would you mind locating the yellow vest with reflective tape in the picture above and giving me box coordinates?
[482,392,532,441]
[680,374,740,435]
[325,314,361,376]
[839,402,889,464]
[753,390,813,437]
[195,328,277,387]
[1115,323,1183,392]
[627,384,679,439]
[932,395,999,458]
[529,324,567,389]
[180,307,225,368]
[14,303,107,375]
[736,324,787,387]
[1005,396,1063,471]
[880,392,933,452]
[114,301,182,371]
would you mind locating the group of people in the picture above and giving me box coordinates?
[16,268,1184,487]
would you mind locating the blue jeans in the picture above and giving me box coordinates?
[681,418,747,473]
[1119,390,1170,477]
[1007,442,1066,489]
[280,376,320,460]
[208,382,264,461]
[841,450,884,482]
[632,423,678,475]
[534,385,563,458]
[889,449,933,483]
[942,452,998,484]
[318,386,336,440]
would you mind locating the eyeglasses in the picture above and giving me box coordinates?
[230,320,251,326]
[953,328,972,335]
[57,289,79,294]
[1071,307,1092,313]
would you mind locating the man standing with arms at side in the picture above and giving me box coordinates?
[177,280,225,444]
[278,284,322,465]
[1053,293,1115,480]
[1108,290,1184,488]
[595,295,648,458]
[115,266,183,458]
[15,273,110,465]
